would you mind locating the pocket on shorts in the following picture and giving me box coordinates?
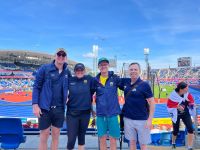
[52,108,65,118]
[40,109,49,118]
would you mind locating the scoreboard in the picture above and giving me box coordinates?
[177,57,192,67]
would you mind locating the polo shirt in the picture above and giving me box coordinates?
[122,77,153,120]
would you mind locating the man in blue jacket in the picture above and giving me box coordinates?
[32,48,71,150]
[93,57,121,150]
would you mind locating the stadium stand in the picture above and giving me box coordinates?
[0,50,83,73]
[155,67,200,79]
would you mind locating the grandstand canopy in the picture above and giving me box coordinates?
[0,50,91,72]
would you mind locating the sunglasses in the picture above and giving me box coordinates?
[57,52,66,57]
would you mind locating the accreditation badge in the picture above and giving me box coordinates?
[84,80,88,84]
[132,88,137,92]
[110,82,113,86]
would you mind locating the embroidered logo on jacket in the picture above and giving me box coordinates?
[132,88,137,92]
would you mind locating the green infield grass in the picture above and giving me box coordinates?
[153,84,175,98]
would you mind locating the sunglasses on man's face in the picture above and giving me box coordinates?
[57,52,66,57]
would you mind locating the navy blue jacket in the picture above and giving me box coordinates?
[93,71,121,117]
[67,75,94,110]
[32,61,71,110]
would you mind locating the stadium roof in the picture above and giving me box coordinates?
[0,50,74,64]
[0,50,91,72]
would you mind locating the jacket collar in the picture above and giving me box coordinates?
[96,71,114,80]
[50,60,68,71]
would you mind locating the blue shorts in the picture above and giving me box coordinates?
[96,115,120,138]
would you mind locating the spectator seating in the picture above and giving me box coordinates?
[0,118,26,149]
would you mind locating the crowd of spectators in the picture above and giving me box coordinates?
[0,78,34,91]
[157,67,200,79]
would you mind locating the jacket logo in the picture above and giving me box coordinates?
[84,80,87,84]
[70,82,76,85]
[110,82,113,86]
[65,75,68,78]
[51,74,55,77]
[124,86,127,89]
[132,88,136,92]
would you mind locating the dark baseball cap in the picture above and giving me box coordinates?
[55,48,67,55]
[74,63,85,71]
[98,57,109,65]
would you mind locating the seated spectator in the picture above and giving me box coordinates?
[23,120,32,128]
[33,123,39,129]
[151,125,160,133]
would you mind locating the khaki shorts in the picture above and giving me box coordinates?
[124,117,151,145]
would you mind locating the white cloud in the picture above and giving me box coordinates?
[83,52,95,58]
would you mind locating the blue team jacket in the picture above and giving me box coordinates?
[94,71,121,117]
[32,61,71,110]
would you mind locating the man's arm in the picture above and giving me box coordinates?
[32,65,45,117]
[116,76,125,91]
[146,97,155,128]
[90,76,96,117]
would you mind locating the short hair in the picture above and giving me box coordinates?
[129,62,141,71]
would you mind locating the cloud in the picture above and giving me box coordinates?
[83,52,95,58]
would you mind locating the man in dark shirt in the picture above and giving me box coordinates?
[32,48,71,150]
[121,62,155,150]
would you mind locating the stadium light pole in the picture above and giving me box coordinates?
[93,45,99,76]
[144,48,150,80]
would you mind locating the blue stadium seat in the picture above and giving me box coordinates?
[0,118,26,149]
[176,131,186,146]
[151,133,161,145]
[160,132,171,146]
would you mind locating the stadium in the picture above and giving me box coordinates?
[0,49,200,149]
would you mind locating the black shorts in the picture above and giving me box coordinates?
[39,107,65,130]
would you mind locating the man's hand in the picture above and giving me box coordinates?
[145,118,152,129]
[33,104,42,118]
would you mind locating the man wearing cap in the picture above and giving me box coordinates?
[93,57,122,150]
[32,48,71,150]
[66,63,95,150]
